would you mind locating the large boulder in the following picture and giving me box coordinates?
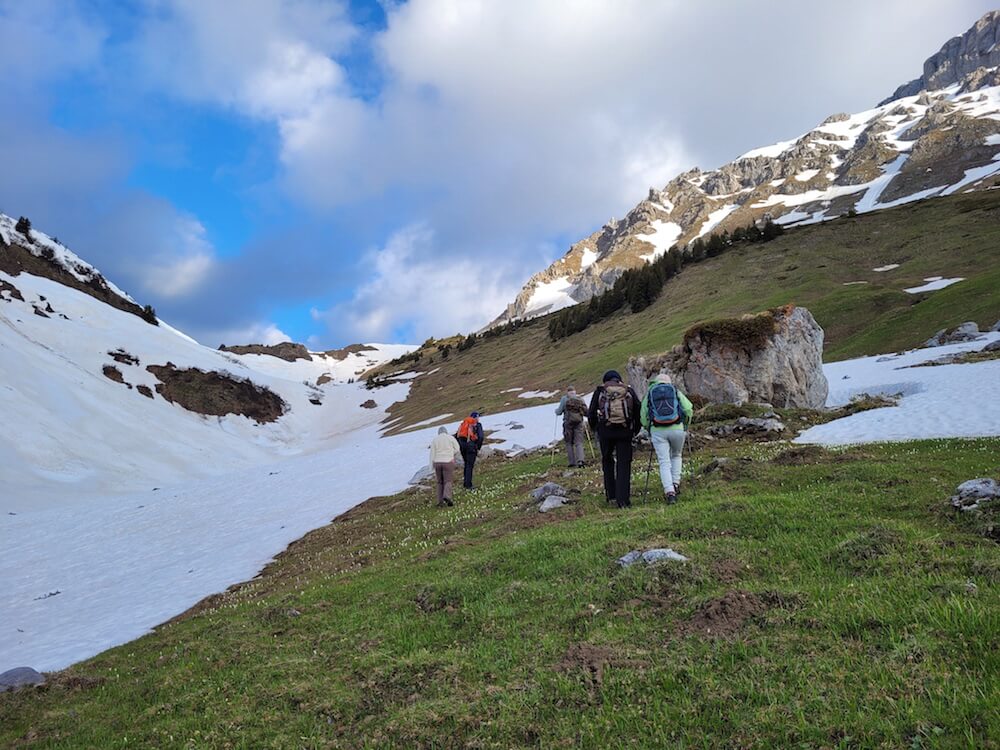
[628,306,828,408]
[0,667,44,692]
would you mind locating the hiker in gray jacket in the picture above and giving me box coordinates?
[555,386,588,467]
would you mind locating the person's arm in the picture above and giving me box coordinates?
[451,436,462,462]
[680,391,693,429]
[640,392,650,430]
[475,422,485,449]
[629,388,642,435]
[555,395,566,415]
[587,388,600,430]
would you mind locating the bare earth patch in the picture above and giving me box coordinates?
[679,590,786,639]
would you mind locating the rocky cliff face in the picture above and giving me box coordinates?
[491,11,1000,327]
[881,10,1000,104]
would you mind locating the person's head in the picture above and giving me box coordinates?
[470,411,480,420]
[602,370,622,384]
[653,372,673,385]
[438,426,449,434]
[566,386,576,396]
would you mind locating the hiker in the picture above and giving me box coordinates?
[588,370,641,508]
[640,373,693,504]
[429,426,462,507]
[456,412,484,489]
[555,386,588,467]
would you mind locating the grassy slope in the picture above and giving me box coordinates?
[381,191,1000,431]
[2,430,998,748]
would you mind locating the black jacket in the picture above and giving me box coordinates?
[588,381,641,436]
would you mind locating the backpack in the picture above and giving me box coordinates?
[564,396,587,426]
[648,383,683,426]
[458,418,478,441]
[598,383,631,428]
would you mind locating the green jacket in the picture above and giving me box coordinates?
[640,382,693,431]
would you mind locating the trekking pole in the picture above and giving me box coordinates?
[549,414,559,466]
[584,422,596,461]
[642,439,654,503]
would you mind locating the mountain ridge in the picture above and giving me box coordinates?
[491,10,1000,327]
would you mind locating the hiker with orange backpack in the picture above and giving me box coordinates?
[587,371,641,508]
[640,373,693,504]
[456,412,485,489]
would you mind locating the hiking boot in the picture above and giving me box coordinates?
[665,492,677,505]
[673,484,681,500]
[445,498,454,507]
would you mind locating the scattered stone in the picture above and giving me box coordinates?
[924,322,982,347]
[950,478,1000,512]
[531,482,569,501]
[539,495,569,513]
[700,457,731,474]
[617,548,688,567]
[991,320,1000,332]
[984,340,1000,352]
[359,399,377,409]
[509,423,525,430]
[478,445,499,460]
[0,667,45,692]
[108,348,139,366]
[708,416,785,437]
[408,466,434,485]
[309,398,322,405]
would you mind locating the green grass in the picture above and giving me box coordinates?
[379,190,1000,431]
[4,435,997,748]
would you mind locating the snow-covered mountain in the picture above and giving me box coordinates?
[492,10,1000,325]
[0,213,415,504]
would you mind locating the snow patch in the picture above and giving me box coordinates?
[637,220,682,262]
[797,335,1000,446]
[904,277,964,294]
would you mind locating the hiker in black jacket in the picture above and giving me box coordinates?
[588,370,641,508]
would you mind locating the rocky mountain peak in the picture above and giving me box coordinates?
[881,10,1000,105]
[488,12,1000,329]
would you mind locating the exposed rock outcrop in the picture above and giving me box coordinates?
[880,11,1000,104]
[630,306,828,408]
[924,322,982,347]
[219,342,312,362]
[146,363,287,423]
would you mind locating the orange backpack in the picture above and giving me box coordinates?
[458,417,478,440]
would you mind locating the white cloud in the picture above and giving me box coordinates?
[209,322,291,348]
[315,224,521,343]
[139,217,216,298]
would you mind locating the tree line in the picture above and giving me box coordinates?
[547,219,784,341]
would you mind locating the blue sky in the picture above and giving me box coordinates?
[1,0,996,347]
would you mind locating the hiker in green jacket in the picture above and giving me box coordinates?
[640,373,693,504]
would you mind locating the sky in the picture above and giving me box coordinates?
[1,0,996,348]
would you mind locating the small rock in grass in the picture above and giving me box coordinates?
[539,495,569,513]
[617,548,688,567]
[0,667,44,692]
[531,482,569,501]
[983,340,1000,353]
[950,478,1000,512]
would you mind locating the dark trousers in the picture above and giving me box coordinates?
[598,428,634,507]
[461,443,478,488]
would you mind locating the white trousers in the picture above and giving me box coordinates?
[651,429,686,493]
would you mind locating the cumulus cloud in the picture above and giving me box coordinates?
[140,217,216,298]
[314,224,523,343]
[207,322,292,349]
